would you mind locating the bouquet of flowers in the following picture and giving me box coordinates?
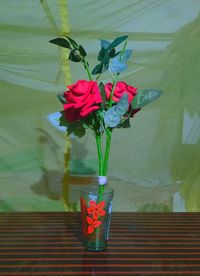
[49,35,162,250]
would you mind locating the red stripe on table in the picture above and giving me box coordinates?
[1,246,199,251]
[1,221,200,225]
[0,263,200,268]
[1,215,198,219]
[10,219,194,222]
[0,245,200,251]
[1,213,196,217]
[0,221,198,226]
[1,225,200,229]
[1,257,200,261]
[1,239,200,245]
[0,226,200,233]
[1,212,199,216]
[2,232,200,236]
[1,217,198,220]
[0,251,200,256]
[0,236,199,240]
[0,272,199,275]
[1,242,200,247]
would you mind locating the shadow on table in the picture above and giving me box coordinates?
[81,252,109,274]
[64,213,83,244]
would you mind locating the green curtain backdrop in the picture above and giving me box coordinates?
[0,0,199,211]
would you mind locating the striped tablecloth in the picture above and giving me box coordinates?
[0,212,200,275]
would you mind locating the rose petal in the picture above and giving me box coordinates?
[80,106,100,117]
[63,107,81,122]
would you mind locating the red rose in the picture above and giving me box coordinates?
[104,81,137,104]
[63,80,102,122]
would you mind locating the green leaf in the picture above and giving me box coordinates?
[131,89,163,110]
[104,107,120,128]
[117,118,131,128]
[68,50,82,62]
[100,39,111,49]
[119,49,132,62]
[98,48,106,61]
[102,51,110,65]
[92,63,103,75]
[96,110,104,121]
[109,48,116,58]
[49,38,71,49]
[109,58,127,73]
[95,110,105,133]
[59,111,86,137]
[83,113,95,129]
[104,93,129,128]
[82,122,89,129]
[107,35,128,51]
[101,63,109,73]
[92,61,110,75]
[72,122,86,137]
[47,112,67,132]
[59,111,69,128]
[56,93,67,104]
[65,36,79,49]
[115,93,129,116]
[78,45,87,57]
[98,82,106,107]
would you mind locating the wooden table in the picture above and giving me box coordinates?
[0,212,200,275]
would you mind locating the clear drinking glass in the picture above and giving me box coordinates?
[80,186,114,251]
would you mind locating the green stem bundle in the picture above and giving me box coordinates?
[96,72,118,200]
[83,54,119,201]
[96,128,112,201]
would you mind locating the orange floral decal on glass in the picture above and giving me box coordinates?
[85,200,106,234]
[86,216,102,234]
[87,200,106,220]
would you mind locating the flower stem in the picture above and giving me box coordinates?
[83,58,93,81]
[103,129,112,176]
[95,134,103,176]
[97,128,112,200]
[97,73,118,199]
[95,134,104,201]
[109,73,119,108]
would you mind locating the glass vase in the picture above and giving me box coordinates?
[80,186,114,251]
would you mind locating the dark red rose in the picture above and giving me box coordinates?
[104,81,137,104]
[63,80,102,122]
